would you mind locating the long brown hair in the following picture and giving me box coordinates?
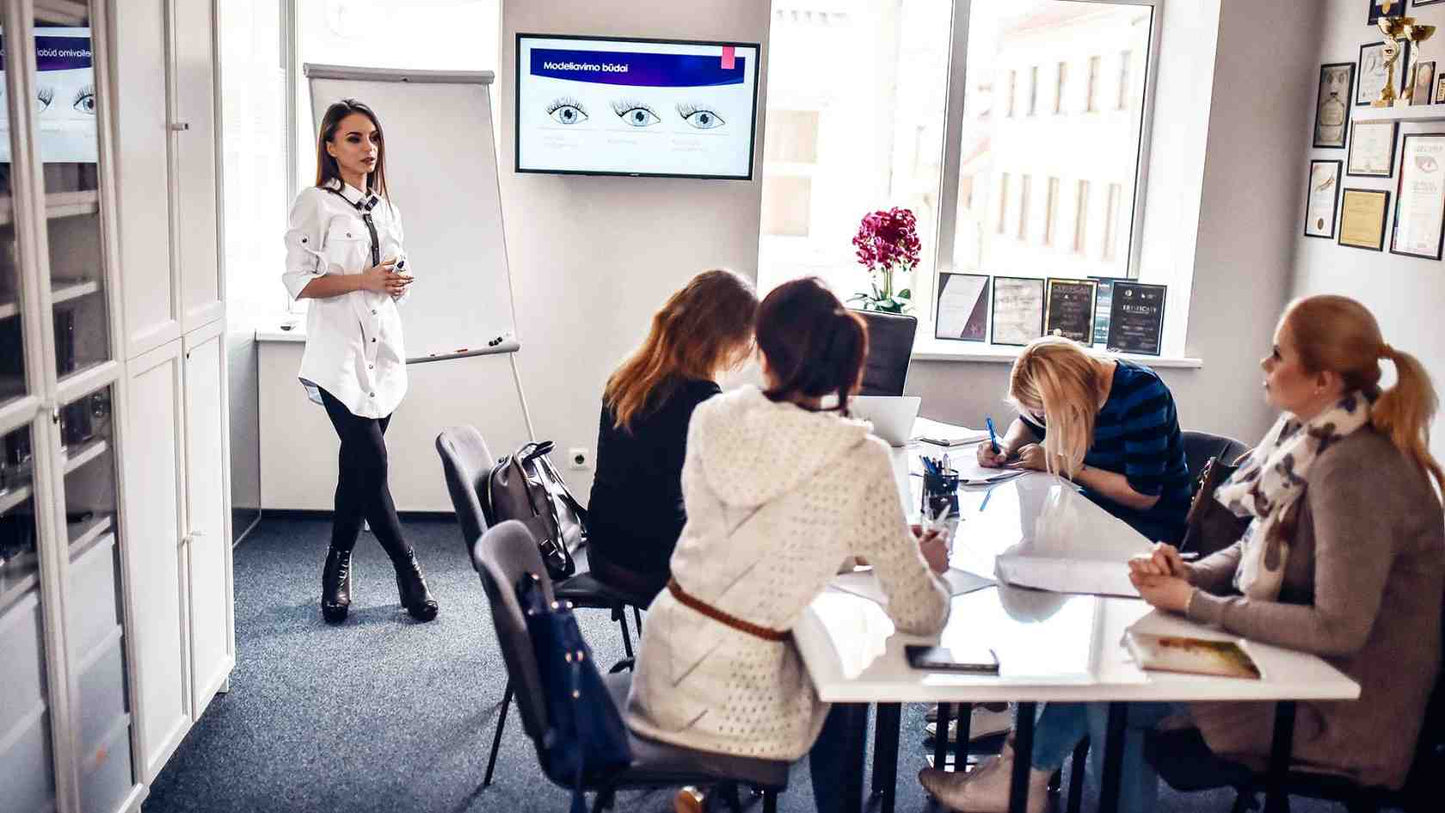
[314,99,389,197]
[756,277,868,413]
[1008,336,1110,478]
[1283,295,1444,495]
[604,269,758,430]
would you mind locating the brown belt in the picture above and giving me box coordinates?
[667,578,789,643]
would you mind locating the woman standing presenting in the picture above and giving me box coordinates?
[282,99,438,624]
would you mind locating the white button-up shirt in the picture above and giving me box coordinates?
[282,180,410,419]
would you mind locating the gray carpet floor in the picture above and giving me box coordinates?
[141,516,1344,813]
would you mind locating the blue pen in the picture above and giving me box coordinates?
[985,416,1001,454]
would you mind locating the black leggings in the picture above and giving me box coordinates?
[318,388,409,559]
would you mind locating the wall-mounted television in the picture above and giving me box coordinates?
[515,34,760,180]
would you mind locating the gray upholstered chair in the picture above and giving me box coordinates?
[473,520,788,811]
[852,310,918,396]
[1181,430,1250,486]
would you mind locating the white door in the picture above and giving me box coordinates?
[173,0,223,331]
[121,340,192,781]
[112,0,180,358]
[182,323,233,717]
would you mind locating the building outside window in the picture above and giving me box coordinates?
[1055,61,1067,114]
[1028,65,1039,116]
[1074,179,1090,254]
[1007,69,1017,116]
[997,172,1011,233]
[1118,49,1132,110]
[1086,54,1102,112]
[1104,182,1122,260]
[1018,174,1032,240]
[1044,176,1060,246]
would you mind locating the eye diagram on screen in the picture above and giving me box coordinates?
[516,34,760,179]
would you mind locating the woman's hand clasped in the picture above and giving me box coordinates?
[1128,543,1194,613]
[359,258,413,297]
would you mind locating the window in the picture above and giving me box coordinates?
[758,0,1160,348]
[997,172,1011,233]
[1074,180,1091,254]
[1044,177,1060,246]
[1103,183,1122,260]
[1055,61,1068,114]
[1086,55,1102,112]
[1118,50,1132,110]
[1018,174,1031,240]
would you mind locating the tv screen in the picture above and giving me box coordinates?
[515,34,760,180]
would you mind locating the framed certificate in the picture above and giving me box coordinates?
[1347,120,1398,176]
[1105,282,1166,357]
[1338,188,1392,251]
[1044,279,1098,343]
[1390,133,1445,259]
[1416,0,1445,7]
[1358,40,1411,106]
[1088,276,1127,346]
[934,273,990,342]
[1370,0,1407,23]
[1412,61,1437,106]
[1435,74,1445,103]
[990,277,1045,347]
[1305,160,1343,239]
[1314,63,1354,148]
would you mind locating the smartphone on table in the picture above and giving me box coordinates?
[905,644,1000,674]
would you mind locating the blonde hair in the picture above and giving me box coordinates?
[604,269,758,431]
[1282,295,1444,495]
[1008,337,1110,478]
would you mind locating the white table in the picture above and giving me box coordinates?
[792,447,1361,813]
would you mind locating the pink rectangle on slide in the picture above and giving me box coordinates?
[721,46,735,69]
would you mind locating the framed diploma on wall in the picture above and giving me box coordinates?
[1044,279,1097,343]
[1088,276,1127,346]
[1358,40,1411,106]
[1105,282,1167,357]
[1314,63,1354,148]
[1370,0,1407,24]
[1305,160,1344,239]
[990,277,1045,347]
[1338,188,1392,251]
[1347,120,1397,177]
[1391,133,1445,259]
[934,273,990,342]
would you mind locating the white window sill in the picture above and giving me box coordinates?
[911,335,1202,368]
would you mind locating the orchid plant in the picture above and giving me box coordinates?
[849,207,921,314]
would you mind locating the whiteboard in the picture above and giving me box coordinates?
[306,64,519,363]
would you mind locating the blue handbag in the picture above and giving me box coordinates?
[517,574,633,812]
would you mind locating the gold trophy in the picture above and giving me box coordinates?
[1400,22,1438,106]
[1373,0,1437,107]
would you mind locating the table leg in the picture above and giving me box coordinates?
[956,702,973,759]
[839,703,870,813]
[1264,701,1296,813]
[1067,736,1089,813]
[933,702,954,770]
[1098,702,1128,813]
[871,702,902,813]
[1009,702,1037,813]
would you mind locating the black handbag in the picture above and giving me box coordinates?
[1179,456,1252,558]
[517,573,632,812]
[485,441,587,580]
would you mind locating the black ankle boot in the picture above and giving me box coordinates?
[321,547,353,623]
[393,549,438,621]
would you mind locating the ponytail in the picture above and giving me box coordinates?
[756,278,869,413]
[1372,344,1445,495]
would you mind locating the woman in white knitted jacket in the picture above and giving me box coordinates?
[626,277,952,813]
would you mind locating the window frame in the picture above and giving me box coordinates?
[923,0,1163,338]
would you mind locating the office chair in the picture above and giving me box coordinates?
[435,426,652,785]
[852,310,918,396]
[473,520,789,811]
[1181,430,1250,486]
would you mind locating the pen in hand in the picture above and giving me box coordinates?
[985,415,1000,454]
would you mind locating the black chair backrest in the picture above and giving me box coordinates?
[1181,430,1250,485]
[473,520,553,744]
[1403,589,1445,801]
[853,310,917,397]
[436,425,494,547]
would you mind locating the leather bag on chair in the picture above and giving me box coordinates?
[517,572,632,813]
[1179,456,1252,558]
[486,441,587,580]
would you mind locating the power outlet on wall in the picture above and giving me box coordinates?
[568,447,591,470]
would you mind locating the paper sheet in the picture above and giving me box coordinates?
[912,417,989,447]
[832,568,994,605]
[995,556,1139,598]
[992,479,1154,597]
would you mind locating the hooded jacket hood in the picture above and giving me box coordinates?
[691,385,874,508]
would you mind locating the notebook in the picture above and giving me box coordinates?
[1123,631,1263,679]
[912,417,989,447]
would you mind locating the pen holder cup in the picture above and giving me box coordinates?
[921,471,961,520]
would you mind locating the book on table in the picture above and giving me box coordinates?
[912,417,989,447]
[1124,630,1263,679]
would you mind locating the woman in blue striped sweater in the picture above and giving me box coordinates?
[977,336,1192,543]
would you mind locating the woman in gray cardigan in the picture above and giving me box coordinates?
[920,294,1444,813]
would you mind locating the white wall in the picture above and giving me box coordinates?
[1293,0,1445,467]
[907,0,1322,449]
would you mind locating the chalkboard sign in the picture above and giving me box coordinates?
[1106,282,1167,355]
[1045,279,1098,343]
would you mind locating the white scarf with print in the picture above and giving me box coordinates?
[1215,391,1372,600]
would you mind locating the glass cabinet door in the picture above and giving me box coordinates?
[33,0,110,383]
[1,11,32,409]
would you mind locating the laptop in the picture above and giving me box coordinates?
[851,396,922,447]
